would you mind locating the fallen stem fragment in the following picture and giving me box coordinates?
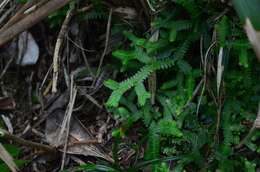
[52,7,74,93]
[60,76,78,170]
[0,128,56,153]
[67,139,99,147]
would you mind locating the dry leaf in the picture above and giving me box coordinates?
[45,110,113,162]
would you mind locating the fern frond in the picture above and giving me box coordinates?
[104,79,119,90]
[106,65,155,107]
[106,58,176,107]
[239,48,249,68]
[135,83,151,106]
[145,123,160,160]
[106,39,189,107]
[168,20,192,42]
[123,31,146,47]
[222,102,235,146]
[154,58,176,69]
[158,119,183,137]
[141,106,150,127]
[135,48,152,64]
[216,16,229,47]
[169,20,193,31]
[175,0,200,17]
[223,125,233,146]
[120,64,155,91]
[175,39,191,60]
[85,10,107,20]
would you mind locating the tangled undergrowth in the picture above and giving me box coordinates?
[0,0,259,172]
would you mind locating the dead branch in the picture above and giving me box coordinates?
[0,0,42,31]
[0,128,56,153]
[0,0,71,47]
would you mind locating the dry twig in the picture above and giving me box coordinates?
[0,128,56,152]
[0,0,10,11]
[0,5,15,27]
[57,76,77,170]
[196,42,216,115]
[52,8,74,93]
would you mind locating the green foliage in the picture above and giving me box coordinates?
[244,158,256,172]
[175,0,200,17]
[216,16,229,47]
[47,2,75,28]
[105,58,176,107]
[13,0,260,171]
[47,0,107,29]
[146,123,160,161]
[73,0,260,171]
[134,83,151,106]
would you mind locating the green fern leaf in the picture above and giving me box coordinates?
[158,119,183,137]
[169,28,177,42]
[177,59,192,74]
[135,48,152,64]
[169,20,193,31]
[134,83,151,106]
[106,65,154,107]
[123,31,146,47]
[145,39,169,54]
[84,9,107,20]
[146,123,160,160]
[112,50,136,65]
[175,39,191,60]
[106,58,176,107]
[186,74,195,99]
[106,90,124,107]
[239,49,249,68]
[216,16,229,47]
[142,104,152,126]
[104,79,119,90]
[175,0,200,17]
